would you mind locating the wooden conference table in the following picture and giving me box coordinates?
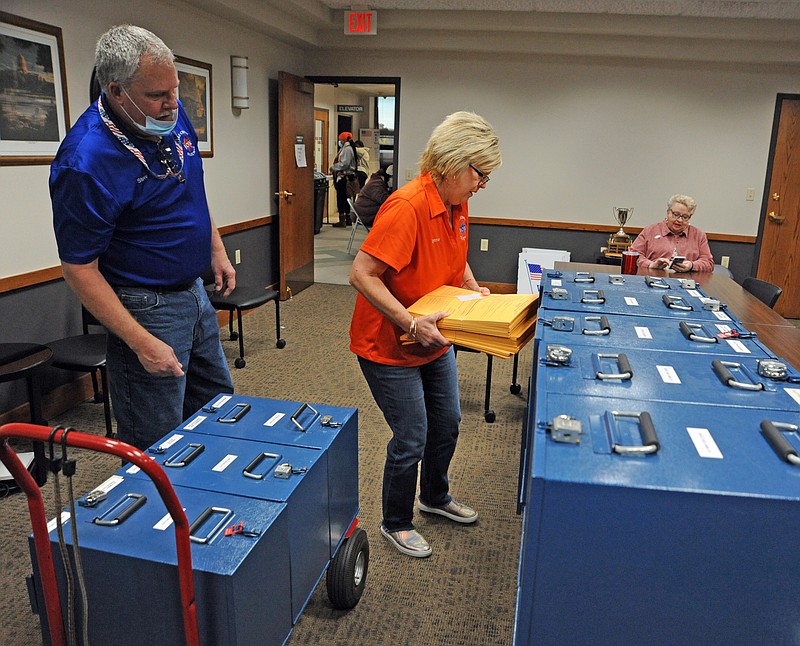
[555,261,800,370]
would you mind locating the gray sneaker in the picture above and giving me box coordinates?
[418,498,478,524]
[380,524,432,558]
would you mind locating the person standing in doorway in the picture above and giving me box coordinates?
[330,131,358,227]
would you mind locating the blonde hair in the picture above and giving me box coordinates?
[419,111,501,181]
[668,194,697,214]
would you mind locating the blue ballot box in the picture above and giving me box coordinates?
[535,343,800,412]
[544,269,712,294]
[181,394,358,558]
[536,310,772,357]
[515,392,800,646]
[30,477,292,646]
[539,271,739,323]
[120,431,335,623]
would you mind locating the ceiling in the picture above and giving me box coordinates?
[187,0,800,66]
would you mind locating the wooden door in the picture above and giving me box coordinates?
[277,71,315,300]
[757,95,800,317]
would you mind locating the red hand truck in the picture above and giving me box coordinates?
[0,423,200,646]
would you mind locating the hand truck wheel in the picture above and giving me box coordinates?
[326,526,369,609]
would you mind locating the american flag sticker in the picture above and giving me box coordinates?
[528,263,543,281]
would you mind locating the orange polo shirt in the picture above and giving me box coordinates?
[349,172,469,366]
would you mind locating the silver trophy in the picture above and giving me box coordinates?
[612,207,633,240]
[607,207,634,255]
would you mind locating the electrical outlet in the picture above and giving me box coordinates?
[405,168,415,181]
[721,255,730,268]
[480,239,489,252]
[745,188,755,202]
[235,249,241,265]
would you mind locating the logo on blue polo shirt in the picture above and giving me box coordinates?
[177,130,196,156]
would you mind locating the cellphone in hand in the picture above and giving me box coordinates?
[669,256,686,269]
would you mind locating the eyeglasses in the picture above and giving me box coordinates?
[469,163,490,186]
[668,209,691,221]
[156,136,185,182]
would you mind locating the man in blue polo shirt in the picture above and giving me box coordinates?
[50,25,234,450]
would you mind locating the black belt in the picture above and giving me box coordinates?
[113,280,196,293]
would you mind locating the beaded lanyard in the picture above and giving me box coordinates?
[98,94,184,181]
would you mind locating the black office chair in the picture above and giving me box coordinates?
[742,277,782,309]
[45,306,114,438]
[204,275,285,368]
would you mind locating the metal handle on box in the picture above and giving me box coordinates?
[164,443,205,468]
[712,359,764,391]
[662,294,693,311]
[595,353,633,381]
[581,289,605,304]
[679,321,717,344]
[189,507,234,544]
[610,411,660,455]
[93,493,147,526]
[760,420,800,466]
[242,452,280,480]
[290,402,319,432]
[582,315,611,336]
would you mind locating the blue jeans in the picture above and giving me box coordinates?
[107,279,233,450]
[358,348,461,532]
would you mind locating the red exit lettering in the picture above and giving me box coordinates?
[349,13,371,32]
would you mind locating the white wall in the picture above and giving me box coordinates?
[3,2,799,280]
[306,49,798,237]
[1,0,304,278]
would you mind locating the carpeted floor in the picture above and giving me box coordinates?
[0,282,533,646]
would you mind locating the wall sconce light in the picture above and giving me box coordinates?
[231,55,249,109]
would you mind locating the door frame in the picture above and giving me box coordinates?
[751,92,800,276]
[307,75,401,180]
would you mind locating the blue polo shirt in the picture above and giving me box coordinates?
[50,98,211,287]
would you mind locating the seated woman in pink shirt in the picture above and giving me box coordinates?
[629,194,714,273]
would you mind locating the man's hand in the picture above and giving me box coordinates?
[134,335,185,377]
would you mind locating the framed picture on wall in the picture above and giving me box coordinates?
[0,12,70,165]
[175,56,213,157]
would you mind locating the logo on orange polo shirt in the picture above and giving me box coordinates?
[458,216,467,240]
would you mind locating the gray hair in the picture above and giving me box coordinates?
[668,194,697,214]
[419,111,501,182]
[95,25,174,90]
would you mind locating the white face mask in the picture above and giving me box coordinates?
[120,86,178,137]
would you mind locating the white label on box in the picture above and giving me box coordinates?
[624,297,639,306]
[687,289,702,298]
[725,339,750,353]
[551,279,562,287]
[657,365,681,384]
[156,433,184,449]
[47,512,71,533]
[713,310,732,321]
[183,415,206,430]
[634,326,652,339]
[687,427,723,459]
[213,454,238,472]
[95,474,125,493]
[784,388,800,406]
[154,509,184,531]
[264,412,285,427]
[210,395,232,409]
[715,324,732,333]
[126,464,141,474]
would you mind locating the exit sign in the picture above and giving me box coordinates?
[344,11,377,35]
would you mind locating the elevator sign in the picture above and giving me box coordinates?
[344,11,377,35]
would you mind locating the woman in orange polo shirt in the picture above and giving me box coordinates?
[349,111,501,558]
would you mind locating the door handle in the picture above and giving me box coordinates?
[274,190,295,199]
[768,211,785,223]
[772,193,780,201]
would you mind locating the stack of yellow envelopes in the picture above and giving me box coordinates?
[403,285,539,358]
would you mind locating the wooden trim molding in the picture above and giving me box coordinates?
[469,217,756,244]
[0,216,275,295]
